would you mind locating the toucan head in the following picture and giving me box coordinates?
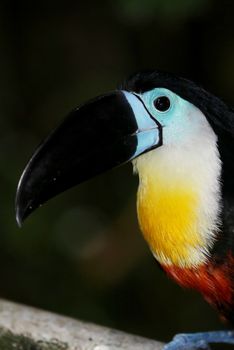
[15,70,234,226]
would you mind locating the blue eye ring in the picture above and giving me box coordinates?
[153,95,171,112]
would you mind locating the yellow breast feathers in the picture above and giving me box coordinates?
[134,144,221,268]
[137,175,203,267]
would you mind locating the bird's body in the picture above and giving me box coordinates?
[15,70,234,348]
[123,72,234,325]
[134,109,234,322]
[139,184,234,323]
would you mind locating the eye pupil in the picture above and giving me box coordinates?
[154,96,170,112]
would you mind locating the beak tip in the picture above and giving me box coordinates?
[15,200,28,227]
[15,203,35,227]
[15,189,35,227]
[15,202,24,227]
[16,212,23,228]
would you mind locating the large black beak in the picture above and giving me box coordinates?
[16,90,162,225]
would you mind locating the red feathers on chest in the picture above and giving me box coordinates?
[162,256,234,317]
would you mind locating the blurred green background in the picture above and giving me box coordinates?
[0,0,233,343]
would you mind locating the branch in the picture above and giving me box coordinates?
[0,299,164,349]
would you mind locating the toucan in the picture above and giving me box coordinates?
[15,71,234,349]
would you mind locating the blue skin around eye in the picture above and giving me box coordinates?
[141,88,176,122]
[123,88,202,155]
[140,88,203,144]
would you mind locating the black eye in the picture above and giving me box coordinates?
[153,96,171,112]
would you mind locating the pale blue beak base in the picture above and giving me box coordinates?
[122,90,162,158]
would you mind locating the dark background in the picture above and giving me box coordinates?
[0,0,233,343]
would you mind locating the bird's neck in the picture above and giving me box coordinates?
[134,139,222,268]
